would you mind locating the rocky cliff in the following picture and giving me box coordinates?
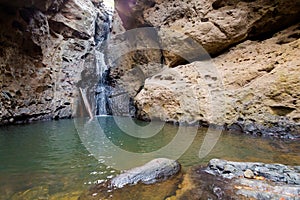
[1,0,300,138]
[0,0,112,124]
[111,0,300,138]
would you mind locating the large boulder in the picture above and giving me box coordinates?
[111,158,181,188]
[80,158,182,200]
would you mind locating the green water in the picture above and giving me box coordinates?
[0,116,299,199]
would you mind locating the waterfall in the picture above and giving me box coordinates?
[93,1,114,116]
[75,2,118,118]
[95,51,111,116]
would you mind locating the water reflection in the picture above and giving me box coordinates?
[0,117,299,199]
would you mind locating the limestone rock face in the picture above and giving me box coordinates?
[135,24,300,138]
[112,0,300,137]
[0,0,111,124]
[135,62,224,124]
[108,13,163,94]
[49,0,97,39]
[214,25,300,137]
[0,0,65,12]
[104,10,164,116]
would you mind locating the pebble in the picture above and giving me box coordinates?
[244,169,255,179]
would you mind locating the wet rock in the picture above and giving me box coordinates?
[206,159,300,184]
[111,158,181,188]
[244,169,254,179]
[80,158,182,200]
[224,164,237,174]
[169,159,300,200]
[234,178,300,200]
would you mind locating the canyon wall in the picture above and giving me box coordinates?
[0,0,111,124]
[1,0,299,138]
[112,0,300,138]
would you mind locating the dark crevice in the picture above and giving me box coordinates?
[168,55,190,68]
[211,21,228,38]
[55,105,66,112]
[46,0,69,15]
[258,65,275,73]
[48,20,90,40]
[212,0,226,10]
[277,32,300,44]
[270,106,296,116]
[212,0,257,10]
[19,7,35,23]
[248,13,300,41]
[210,21,300,58]
[4,112,51,124]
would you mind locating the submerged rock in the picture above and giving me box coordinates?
[111,158,181,188]
[80,158,182,200]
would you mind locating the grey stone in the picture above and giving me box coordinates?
[244,169,255,179]
[206,159,300,185]
[110,158,181,188]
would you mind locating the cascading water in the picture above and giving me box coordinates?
[92,1,137,117]
[95,51,111,115]
[94,2,114,116]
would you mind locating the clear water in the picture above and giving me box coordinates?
[0,116,299,199]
